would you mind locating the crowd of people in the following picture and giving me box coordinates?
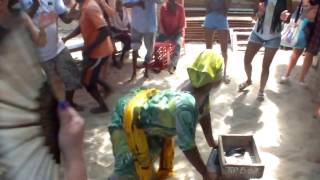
[1,0,320,179]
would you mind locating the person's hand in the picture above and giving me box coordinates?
[58,101,86,180]
[39,12,57,29]
[58,101,85,161]
[258,2,265,15]
[203,169,218,180]
[280,10,291,21]
[61,37,68,43]
[68,3,81,20]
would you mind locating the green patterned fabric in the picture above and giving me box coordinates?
[187,49,223,88]
[109,88,199,177]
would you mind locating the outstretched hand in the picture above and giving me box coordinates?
[58,102,85,161]
[203,170,218,180]
[39,12,57,29]
[58,101,87,180]
[280,10,291,22]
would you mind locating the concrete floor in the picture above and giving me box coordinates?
[68,42,320,180]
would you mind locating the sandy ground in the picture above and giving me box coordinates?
[63,39,320,180]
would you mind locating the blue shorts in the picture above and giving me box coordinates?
[203,12,229,30]
[249,31,281,49]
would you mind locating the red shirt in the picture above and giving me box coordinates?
[80,0,111,59]
[160,3,185,36]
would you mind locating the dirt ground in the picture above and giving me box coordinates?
[65,37,320,180]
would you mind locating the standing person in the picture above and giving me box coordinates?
[0,0,52,47]
[66,0,114,113]
[280,0,319,87]
[203,0,231,83]
[19,0,84,110]
[108,0,131,68]
[157,0,185,74]
[238,0,292,101]
[123,0,164,80]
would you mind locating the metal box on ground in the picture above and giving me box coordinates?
[218,135,264,179]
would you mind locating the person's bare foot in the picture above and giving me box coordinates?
[130,72,136,81]
[208,140,217,148]
[256,91,265,102]
[144,68,149,78]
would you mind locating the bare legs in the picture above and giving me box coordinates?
[259,47,278,95]
[239,41,262,89]
[299,52,313,83]
[283,48,304,78]
[205,28,230,83]
[281,49,314,85]
[240,41,278,101]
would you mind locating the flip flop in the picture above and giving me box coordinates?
[238,81,252,91]
[223,75,231,84]
[257,91,265,102]
[279,76,289,84]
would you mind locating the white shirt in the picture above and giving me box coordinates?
[19,0,67,61]
[253,0,280,40]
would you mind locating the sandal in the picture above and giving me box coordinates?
[238,81,252,91]
[223,75,231,84]
[279,76,289,84]
[299,81,308,88]
[257,91,265,102]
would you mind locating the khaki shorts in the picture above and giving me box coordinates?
[41,48,81,91]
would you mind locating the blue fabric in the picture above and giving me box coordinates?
[109,88,199,177]
[20,0,67,15]
[204,11,229,30]
[293,19,310,49]
[122,0,162,33]
[249,31,281,49]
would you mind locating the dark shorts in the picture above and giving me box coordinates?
[82,57,107,88]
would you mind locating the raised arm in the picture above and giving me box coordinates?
[22,12,47,47]
[59,3,80,24]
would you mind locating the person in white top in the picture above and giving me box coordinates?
[108,0,131,68]
[19,0,84,110]
[238,0,292,101]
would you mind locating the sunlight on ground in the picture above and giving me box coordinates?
[72,43,320,179]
